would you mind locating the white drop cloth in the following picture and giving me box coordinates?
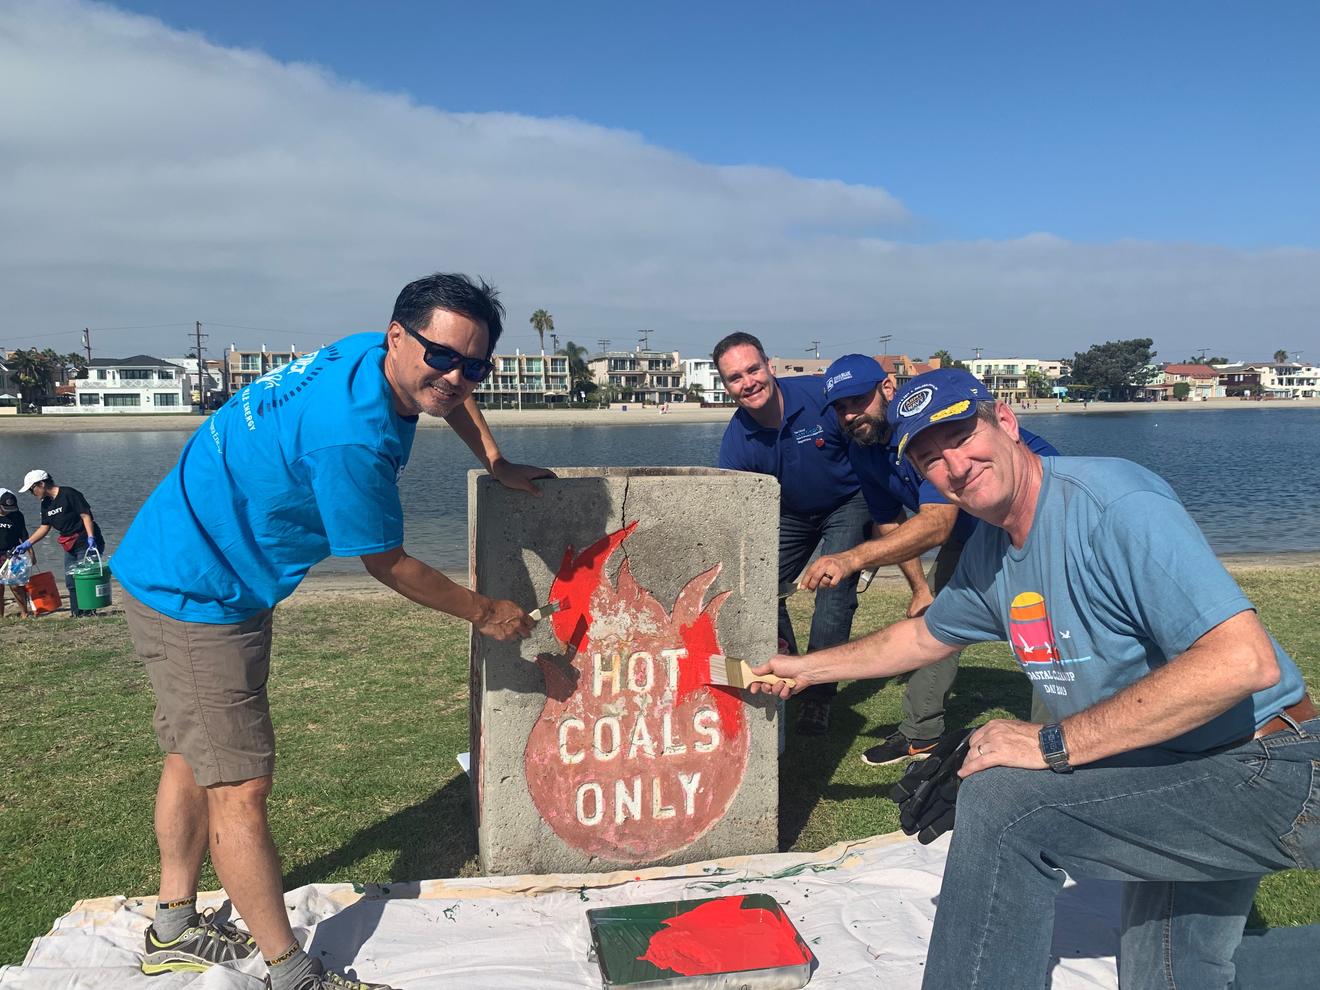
[0,831,1119,988]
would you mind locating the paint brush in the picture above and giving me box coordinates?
[701,654,796,691]
[529,600,562,622]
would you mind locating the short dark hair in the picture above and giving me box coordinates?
[712,331,768,368]
[390,273,505,357]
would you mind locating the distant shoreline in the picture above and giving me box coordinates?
[2,396,1317,434]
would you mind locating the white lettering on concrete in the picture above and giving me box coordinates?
[651,777,676,819]
[693,707,721,753]
[576,782,603,826]
[627,715,656,759]
[593,651,622,697]
[593,716,621,760]
[678,772,701,816]
[627,651,654,692]
[558,718,585,764]
[661,711,687,756]
[615,778,642,824]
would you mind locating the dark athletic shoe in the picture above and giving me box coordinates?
[141,907,257,976]
[794,699,832,736]
[861,731,942,767]
[265,958,396,989]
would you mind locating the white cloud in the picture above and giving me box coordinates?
[2,0,1317,363]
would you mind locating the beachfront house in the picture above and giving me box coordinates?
[1249,361,1319,399]
[1161,363,1220,401]
[474,352,571,408]
[588,348,685,406]
[0,354,19,414]
[63,355,186,414]
[166,356,226,409]
[1215,364,1262,398]
[965,357,1062,403]
[878,354,944,390]
[680,358,731,404]
[223,345,305,397]
[771,357,831,377]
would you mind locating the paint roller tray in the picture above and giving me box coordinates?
[587,893,815,989]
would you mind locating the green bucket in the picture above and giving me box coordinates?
[71,555,113,610]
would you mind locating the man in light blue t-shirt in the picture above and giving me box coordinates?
[752,369,1317,989]
[115,273,553,990]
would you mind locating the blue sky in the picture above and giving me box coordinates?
[2,1,1318,361]
[110,1,1320,248]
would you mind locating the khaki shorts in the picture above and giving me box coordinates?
[123,589,276,787]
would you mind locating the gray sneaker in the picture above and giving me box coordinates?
[266,958,397,990]
[141,907,258,975]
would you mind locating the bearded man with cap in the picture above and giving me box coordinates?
[15,469,106,617]
[802,358,1057,766]
[750,368,1319,989]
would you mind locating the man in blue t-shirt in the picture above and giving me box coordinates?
[800,357,1058,766]
[751,368,1318,988]
[714,332,870,735]
[114,273,553,990]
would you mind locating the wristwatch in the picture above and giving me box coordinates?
[1039,722,1073,774]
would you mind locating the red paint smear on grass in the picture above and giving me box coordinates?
[638,896,810,976]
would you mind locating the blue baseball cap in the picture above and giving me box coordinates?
[822,354,887,404]
[888,368,994,465]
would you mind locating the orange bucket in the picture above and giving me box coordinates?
[26,571,63,615]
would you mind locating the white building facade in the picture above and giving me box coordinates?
[62,355,187,414]
[680,358,730,404]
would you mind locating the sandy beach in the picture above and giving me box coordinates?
[1,396,1316,434]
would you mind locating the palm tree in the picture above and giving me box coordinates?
[557,340,593,402]
[530,309,555,355]
[1273,349,1290,364]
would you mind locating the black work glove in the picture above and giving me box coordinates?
[889,729,972,845]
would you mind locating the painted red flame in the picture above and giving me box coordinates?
[525,523,751,861]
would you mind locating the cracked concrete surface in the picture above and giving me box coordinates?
[467,467,780,875]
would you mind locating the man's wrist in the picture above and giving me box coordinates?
[1038,722,1073,773]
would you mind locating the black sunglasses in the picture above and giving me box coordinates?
[400,324,495,383]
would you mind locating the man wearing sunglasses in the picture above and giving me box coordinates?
[112,272,553,990]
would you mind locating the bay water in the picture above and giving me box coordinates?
[1,408,1316,577]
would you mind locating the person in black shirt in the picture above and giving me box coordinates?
[0,489,34,617]
[16,469,107,617]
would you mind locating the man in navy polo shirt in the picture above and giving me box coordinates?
[714,332,871,735]
[800,358,1057,765]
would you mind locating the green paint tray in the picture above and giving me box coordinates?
[587,893,814,989]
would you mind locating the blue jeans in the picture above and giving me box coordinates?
[924,716,1320,989]
[776,491,871,703]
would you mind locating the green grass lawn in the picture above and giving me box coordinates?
[1,565,1316,965]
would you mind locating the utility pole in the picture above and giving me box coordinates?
[597,338,611,353]
[807,340,820,359]
[974,346,984,360]
[638,329,651,351]
[550,332,560,353]
[82,327,92,363]
[879,333,892,355]
[193,321,208,413]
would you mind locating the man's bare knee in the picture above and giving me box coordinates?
[205,776,273,822]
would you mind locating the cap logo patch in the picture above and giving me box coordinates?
[929,399,971,423]
[825,370,853,391]
[897,385,934,418]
